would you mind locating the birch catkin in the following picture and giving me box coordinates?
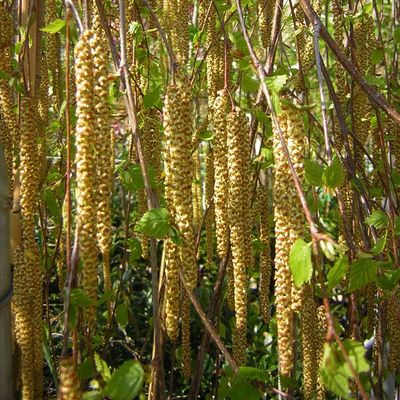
[91,19,113,317]
[75,30,98,328]
[57,357,81,400]
[227,107,251,365]
[205,148,215,268]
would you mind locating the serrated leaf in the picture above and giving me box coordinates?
[304,159,324,186]
[323,157,345,189]
[376,269,400,291]
[370,232,387,255]
[327,255,349,290]
[348,258,377,292]
[365,210,388,229]
[342,339,369,375]
[40,18,65,33]
[128,238,142,261]
[289,239,313,287]
[135,208,170,239]
[264,74,287,94]
[78,358,95,380]
[104,360,144,400]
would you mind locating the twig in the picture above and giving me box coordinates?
[64,0,83,32]
[178,269,239,374]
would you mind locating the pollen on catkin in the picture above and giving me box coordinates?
[213,90,229,261]
[258,0,274,50]
[19,96,43,399]
[316,305,327,400]
[227,107,251,365]
[75,30,98,328]
[258,185,271,324]
[181,295,192,380]
[387,288,400,371]
[57,357,81,400]
[205,147,215,268]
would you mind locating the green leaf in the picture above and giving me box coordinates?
[70,288,96,308]
[304,159,324,186]
[395,216,400,235]
[395,27,400,43]
[342,339,369,375]
[376,269,400,291]
[289,239,313,287]
[128,238,142,262]
[348,258,377,292]
[370,232,387,255]
[327,255,349,290]
[135,208,170,239]
[199,130,213,141]
[143,89,160,108]
[323,158,345,189]
[116,303,129,327]
[365,210,388,229]
[104,360,144,400]
[40,19,65,33]
[78,359,95,381]
[371,48,384,64]
[264,74,287,94]
[94,353,111,383]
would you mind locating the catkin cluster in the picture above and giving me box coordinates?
[75,30,98,327]
[316,305,327,400]
[57,357,81,400]
[258,185,271,324]
[273,98,305,376]
[227,108,251,365]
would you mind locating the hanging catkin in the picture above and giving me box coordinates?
[46,0,62,107]
[181,294,192,380]
[258,0,274,50]
[205,147,215,268]
[13,246,35,399]
[19,96,43,399]
[213,90,229,261]
[75,30,98,328]
[227,107,251,365]
[258,185,271,324]
[273,104,294,376]
[192,148,202,233]
[57,357,81,400]
[387,288,400,371]
[316,305,327,400]
[91,18,113,318]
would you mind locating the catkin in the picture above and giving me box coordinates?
[316,305,326,400]
[387,288,400,371]
[227,108,251,365]
[258,0,274,50]
[57,357,81,400]
[19,96,43,399]
[75,30,98,328]
[258,185,271,324]
[213,90,229,261]
[181,296,192,380]
[13,246,35,399]
[205,148,215,268]
[192,148,202,232]
[91,18,113,319]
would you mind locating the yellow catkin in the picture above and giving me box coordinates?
[332,0,346,150]
[205,147,215,268]
[13,246,34,399]
[46,0,62,107]
[91,18,113,319]
[258,0,274,50]
[387,288,400,371]
[316,305,326,400]
[75,30,98,328]
[353,15,374,168]
[19,96,43,399]
[0,115,13,192]
[213,90,229,260]
[57,357,81,400]
[258,185,271,324]
[301,284,318,400]
[164,0,189,64]
[273,106,293,376]
[181,295,192,380]
[227,108,251,365]
[192,148,202,233]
